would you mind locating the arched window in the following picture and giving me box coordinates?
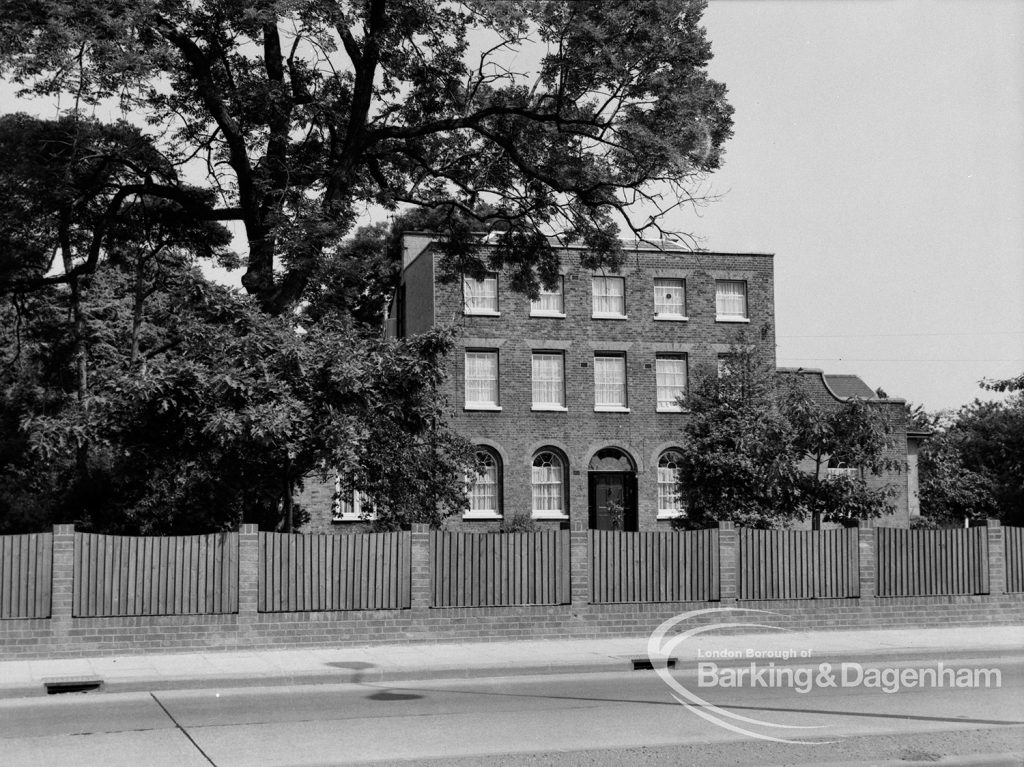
[532,450,567,517]
[657,450,684,518]
[467,448,502,517]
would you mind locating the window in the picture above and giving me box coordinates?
[717,354,734,378]
[332,480,375,522]
[467,449,502,518]
[532,352,566,409]
[826,457,859,480]
[594,353,627,410]
[532,450,567,518]
[656,355,687,411]
[657,451,685,518]
[463,274,498,314]
[592,276,625,317]
[715,280,748,321]
[531,277,564,316]
[654,278,686,318]
[465,351,499,409]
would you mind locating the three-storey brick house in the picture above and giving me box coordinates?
[300,232,920,533]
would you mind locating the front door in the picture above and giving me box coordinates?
[588,472,638,531]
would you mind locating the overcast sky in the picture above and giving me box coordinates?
[686,0,1024,410]
[3,1,1020,411]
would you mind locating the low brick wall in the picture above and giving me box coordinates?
[1,521,1022,659]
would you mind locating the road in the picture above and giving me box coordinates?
[2,652,1022,766]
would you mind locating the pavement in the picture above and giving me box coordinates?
[2,624,1022,700]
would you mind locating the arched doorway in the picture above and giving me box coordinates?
[587,448,638,531]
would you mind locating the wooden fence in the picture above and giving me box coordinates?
[738,528,859,600]
[259,531,411,611]
[431,531,570,607]
[73,532,237,617]
[0,533,52,619]
[590,530,719,603]
[876,527,989,597]
[1005,526,1024,593]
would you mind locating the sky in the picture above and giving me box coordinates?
[683,0,1024,410]
[2,0,1020,411]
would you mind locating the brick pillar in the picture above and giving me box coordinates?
[986,519,1005,595]
[237,524,259,623]
[50,524,75,630]
[410,524,432,610]
[857,519,876,599]
[570,529,590,606]
[717,521,737,602]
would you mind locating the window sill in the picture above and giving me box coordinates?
[716,316,750,323]
[591,313,628,320]
[530,311,566,319]
[654,315,688,321]
[656,407,686,413]
[464,310,500,317]
[463,511,503,520]
[657,511,686,520]
[465,404,502,411]
[532,511,569,520]
[332,516,377,523]
[594,406,630,413]
[532,405,568,412]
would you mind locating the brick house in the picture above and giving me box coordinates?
[301,233,919,532]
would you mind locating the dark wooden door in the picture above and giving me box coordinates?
[588,472,638,531]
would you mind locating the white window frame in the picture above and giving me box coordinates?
[653,278,687,320]
[715,279,749,322]
[591,276,626,319]
[531,351,567,411]
[655,355,688,412]
[531,450,568,519]
[594,353,628,411]
[463,273,499,315]
[332,481,376,522]
[465,449,502,519]
[657,451,685,519]
[530,276,565,317]
[464,350,501,410]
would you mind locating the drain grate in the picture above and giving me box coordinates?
[44,679,104,695]
[632,657,676,671]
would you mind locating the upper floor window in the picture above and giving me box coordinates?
[530,277,565,316]
[656,355,687,412]
[532,352,566,410]
[594,353,628,410]
[653,278,686,319]
[467,448,502,518]
[592,276,625,318]
[532,450,567,518]
[657,450,685,518]
[465,350,500,409]
[463,274,499,315]
[715,280,748,321]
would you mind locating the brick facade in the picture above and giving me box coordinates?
[308,235,915,533]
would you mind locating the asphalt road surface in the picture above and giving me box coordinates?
[2,651,1022,766]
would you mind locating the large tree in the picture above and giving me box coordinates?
[0,114,473,534]
[1,0,733,312]
[674,341,901,529]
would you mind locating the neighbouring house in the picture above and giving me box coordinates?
[300,233,919,533]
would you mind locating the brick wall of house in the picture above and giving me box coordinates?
[433,244,778,532]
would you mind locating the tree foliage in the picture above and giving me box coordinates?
[674,340,901,529]
[911,397,1024,527]
[1,0,733,313]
